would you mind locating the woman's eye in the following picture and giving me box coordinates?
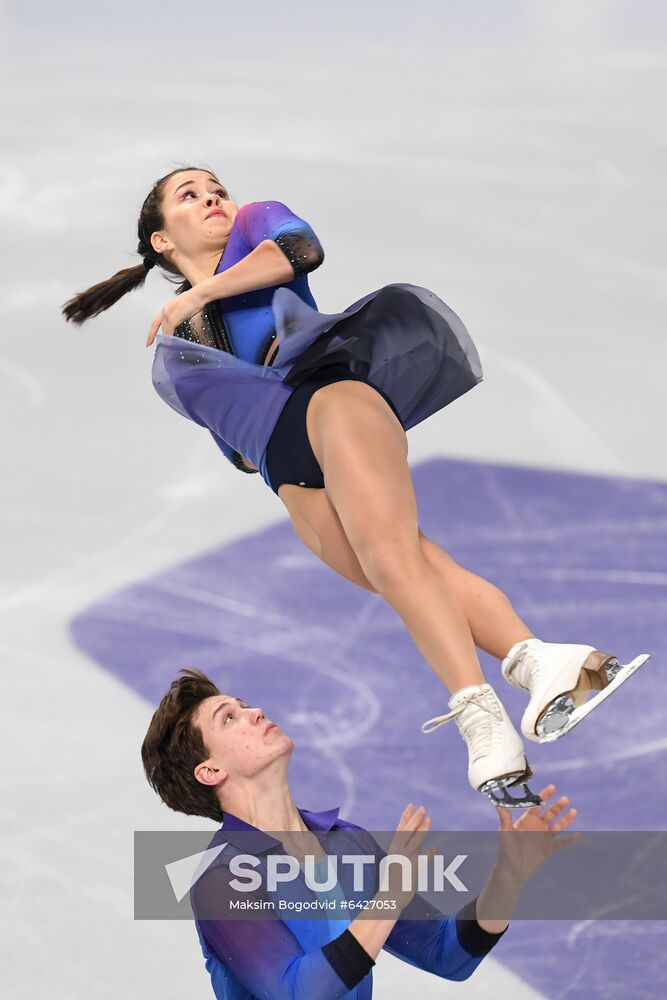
[224,711,234,723]
[182,188,227,200]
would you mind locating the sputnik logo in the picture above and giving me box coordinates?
[165,843,229,902]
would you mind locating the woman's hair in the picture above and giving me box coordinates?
[141,667,224,823]
[61,165,211,325]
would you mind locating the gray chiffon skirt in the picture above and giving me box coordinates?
[152,283,484,489]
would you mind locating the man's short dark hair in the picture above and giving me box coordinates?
[141,668,223,822]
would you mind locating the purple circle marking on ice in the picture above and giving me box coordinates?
[70,457,667,998]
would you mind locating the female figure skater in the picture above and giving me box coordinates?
[63,167,648,808]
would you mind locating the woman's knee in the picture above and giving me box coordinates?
[355,535,424,592]
[419,530,459,569]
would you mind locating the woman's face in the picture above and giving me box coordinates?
[154,169,239,260]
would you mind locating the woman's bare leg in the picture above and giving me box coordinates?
[305,381,485,694]
[418,532,534,660]
[279,485,534,663]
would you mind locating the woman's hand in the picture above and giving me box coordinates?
[146,286,208,346]
[495,783,579,884]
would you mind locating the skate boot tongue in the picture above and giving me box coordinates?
[501,638,546,691]
[448,685,502,762]
[421,683,495,734]
[448,682,493,710]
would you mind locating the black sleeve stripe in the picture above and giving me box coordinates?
[322,929,375,989]
[455,897,509,957]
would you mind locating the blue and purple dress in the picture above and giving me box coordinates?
[151,200,483,489]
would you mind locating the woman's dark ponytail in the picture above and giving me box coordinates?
[61,165,205,325]
[62,261,152,324]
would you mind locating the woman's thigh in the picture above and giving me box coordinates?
[278,483,377,592]
[279,483,449,599]
[305,381,418,562]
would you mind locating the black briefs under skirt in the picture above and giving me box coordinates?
[264,363,404,495]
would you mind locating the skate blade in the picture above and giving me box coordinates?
[479,768,543,809]
[535,653,651,744]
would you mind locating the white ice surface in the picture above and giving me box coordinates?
[1,2,665,998]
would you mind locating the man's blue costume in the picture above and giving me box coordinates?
[192,805,506,999]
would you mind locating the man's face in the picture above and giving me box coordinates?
[193,694,292,790]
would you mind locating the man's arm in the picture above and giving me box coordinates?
[335,817,509,982]
[193,864,380,1000]
[199,914,359,1000]
[376,883,507,983]
[380,784,578,978]
[474,858,521,934]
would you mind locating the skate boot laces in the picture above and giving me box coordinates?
[421,686,504,760]
[503,639,542,691]
[421,685,544,809]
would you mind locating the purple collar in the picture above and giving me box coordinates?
[215,806,342,854]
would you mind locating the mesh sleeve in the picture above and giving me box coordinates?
[237,200,324,276]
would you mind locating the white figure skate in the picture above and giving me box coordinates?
[501,638,651,744]
[421,683,543,809]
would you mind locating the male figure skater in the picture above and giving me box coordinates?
[141,669,577,999]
